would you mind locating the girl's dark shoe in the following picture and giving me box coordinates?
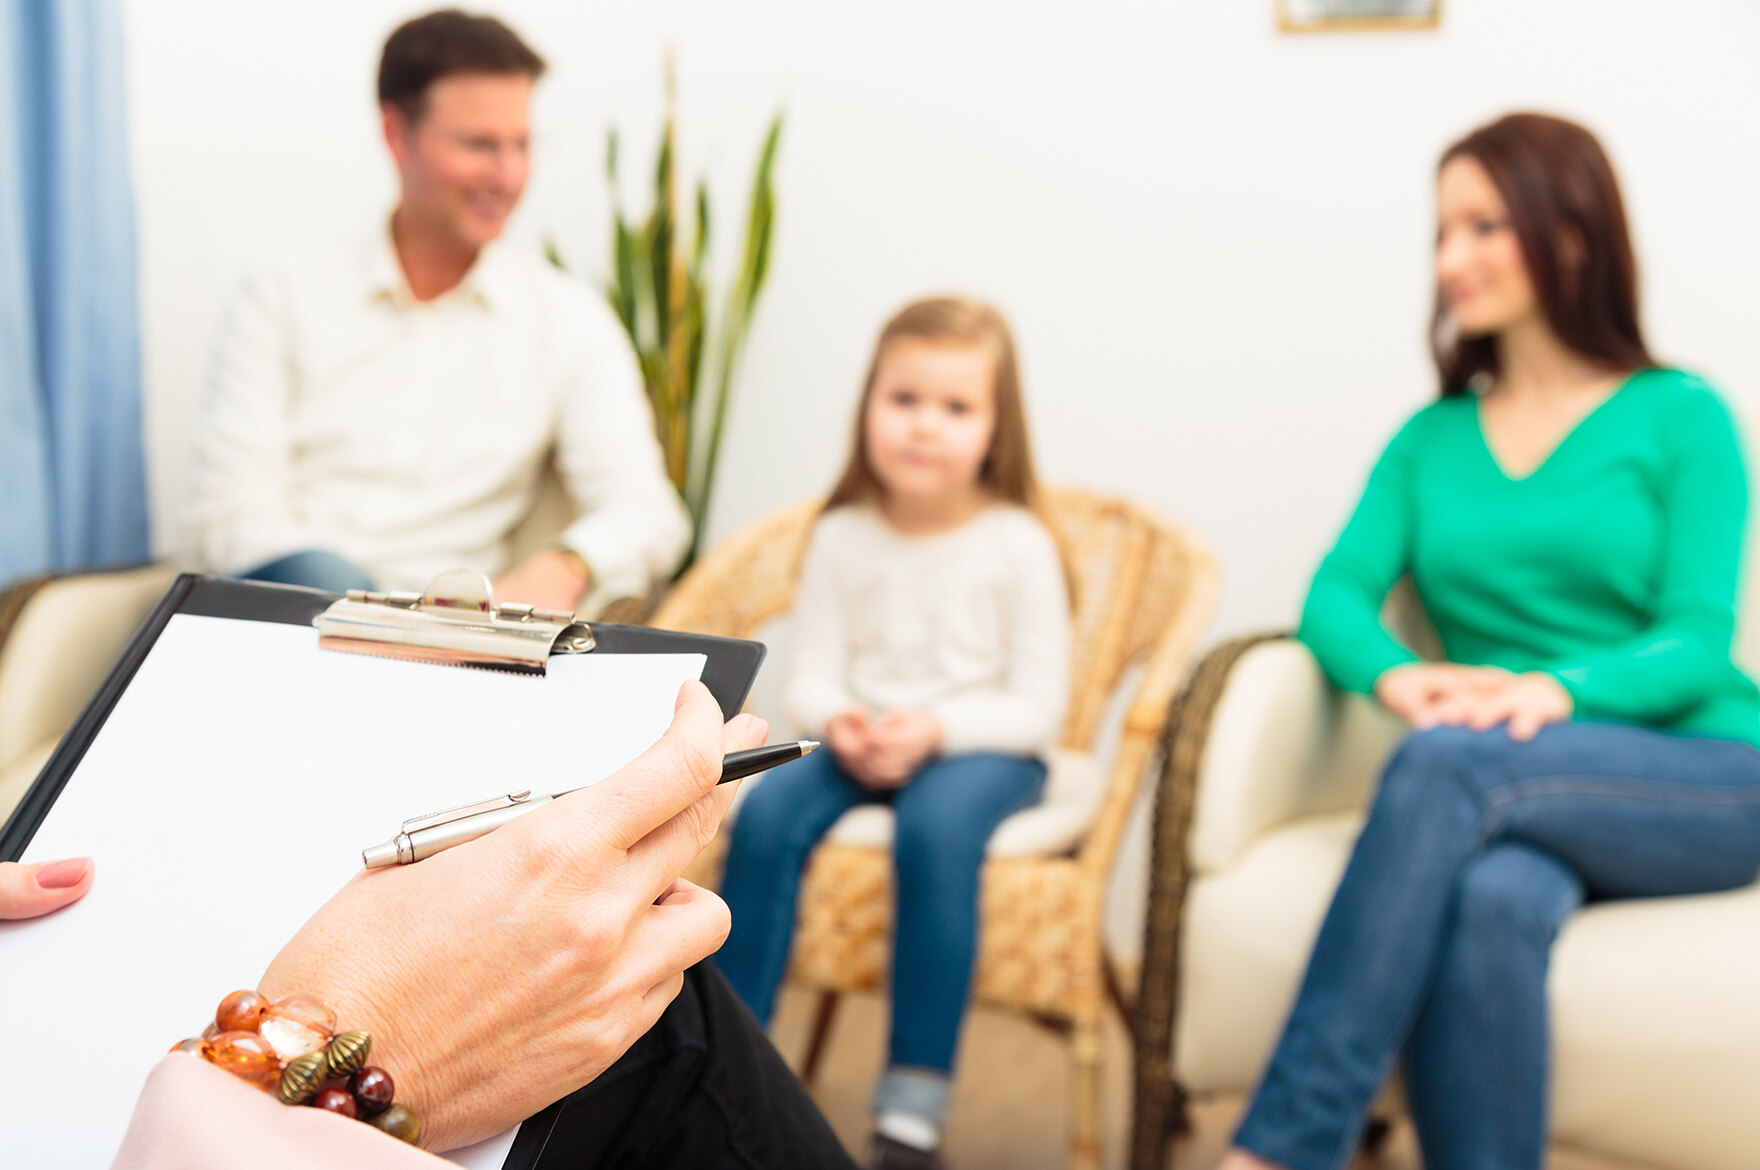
[867,1134,946,1170]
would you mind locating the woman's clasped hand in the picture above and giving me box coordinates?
[1373,662,1574,741]
[257,679,766,1152]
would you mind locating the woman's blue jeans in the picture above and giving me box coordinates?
[1235,721,1760,1170]
[714,749,1045,1074]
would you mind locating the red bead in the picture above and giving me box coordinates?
[312,1088,358,1118]
[349,1066,394,1116]
[215,990,267,1034]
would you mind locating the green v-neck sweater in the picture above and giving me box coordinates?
[1297,367,1760,746]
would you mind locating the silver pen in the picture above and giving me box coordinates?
[361,740,819,868]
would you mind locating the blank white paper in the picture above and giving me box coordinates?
[0,614,706,1167]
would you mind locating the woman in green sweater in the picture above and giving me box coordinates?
[1223,114,1760,1170]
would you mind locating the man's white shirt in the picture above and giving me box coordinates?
[191,225,689,597]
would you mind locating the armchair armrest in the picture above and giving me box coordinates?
[0,565,178,777]
[1187,635,1404,874]
[1130,632,1404,1169]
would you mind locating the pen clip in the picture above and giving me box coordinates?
[401,789,534,833]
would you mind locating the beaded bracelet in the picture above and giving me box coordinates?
[171,990,421,1145]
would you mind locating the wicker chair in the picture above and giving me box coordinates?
[652,486,1218,1170]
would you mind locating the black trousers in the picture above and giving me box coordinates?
[506,962,860,1169]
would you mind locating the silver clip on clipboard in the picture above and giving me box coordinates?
[312,568,596,675]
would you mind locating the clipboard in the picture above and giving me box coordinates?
[0,572,765,1168]
[2,572,764,861]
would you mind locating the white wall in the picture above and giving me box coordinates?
[123,0,1760,959]
[129,0,1760,632]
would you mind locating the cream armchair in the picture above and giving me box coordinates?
[0,565,180,826]
[1131,633,1760,1170]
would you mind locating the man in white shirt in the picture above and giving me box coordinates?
[190,10,688,612]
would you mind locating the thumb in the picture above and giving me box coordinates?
[723,712,769,756]
[0,858,95,920]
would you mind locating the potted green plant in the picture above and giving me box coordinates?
[553,65,782,570]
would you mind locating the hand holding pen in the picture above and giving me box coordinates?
[363,737,818,868]
[264,681,770,1150]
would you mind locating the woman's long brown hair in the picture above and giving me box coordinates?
[824,296,1042,511]
[1432,113,1656,395]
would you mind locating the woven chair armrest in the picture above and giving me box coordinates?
[1128,631,1285,1170]
[1074,538,1220,875]
[597,588,662,626]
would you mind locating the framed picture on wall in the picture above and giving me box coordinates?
[1278,0,1441,32]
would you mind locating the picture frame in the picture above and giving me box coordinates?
[1277,0,1442,33]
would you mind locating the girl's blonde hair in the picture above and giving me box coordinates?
[824,296,1042,512]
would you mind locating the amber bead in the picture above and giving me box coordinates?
[260,994,336,1062]
[324,1030,372,1079]
[312,1088,358,1118]
[366,1102,420,1145]
[349,1066,394,1116]
[169,1037,204,1056]
[265,993,337,1031]
[202,1031,281,1088]
[215,989,267,1034]
[200,1021,222,1042]
[277,1050,328,1105]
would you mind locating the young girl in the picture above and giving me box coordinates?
[715,297,1071,1170]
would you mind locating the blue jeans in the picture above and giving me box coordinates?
[715,749,1046,1073]
[1236,721,1760,1170]
[240,549,376,593]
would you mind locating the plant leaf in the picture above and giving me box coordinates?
[694,180,710,270]
[609,213,638,337]
[605,79,784,564]
[691,112,783,553]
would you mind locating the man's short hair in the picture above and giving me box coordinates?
[378,9,546,122]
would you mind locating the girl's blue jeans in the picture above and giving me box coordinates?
[1235,721,1760,1170]
[714,749,1046,1073]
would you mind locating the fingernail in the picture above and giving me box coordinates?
[35,857,92,890]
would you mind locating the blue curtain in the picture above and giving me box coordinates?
[1,0,148,587]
